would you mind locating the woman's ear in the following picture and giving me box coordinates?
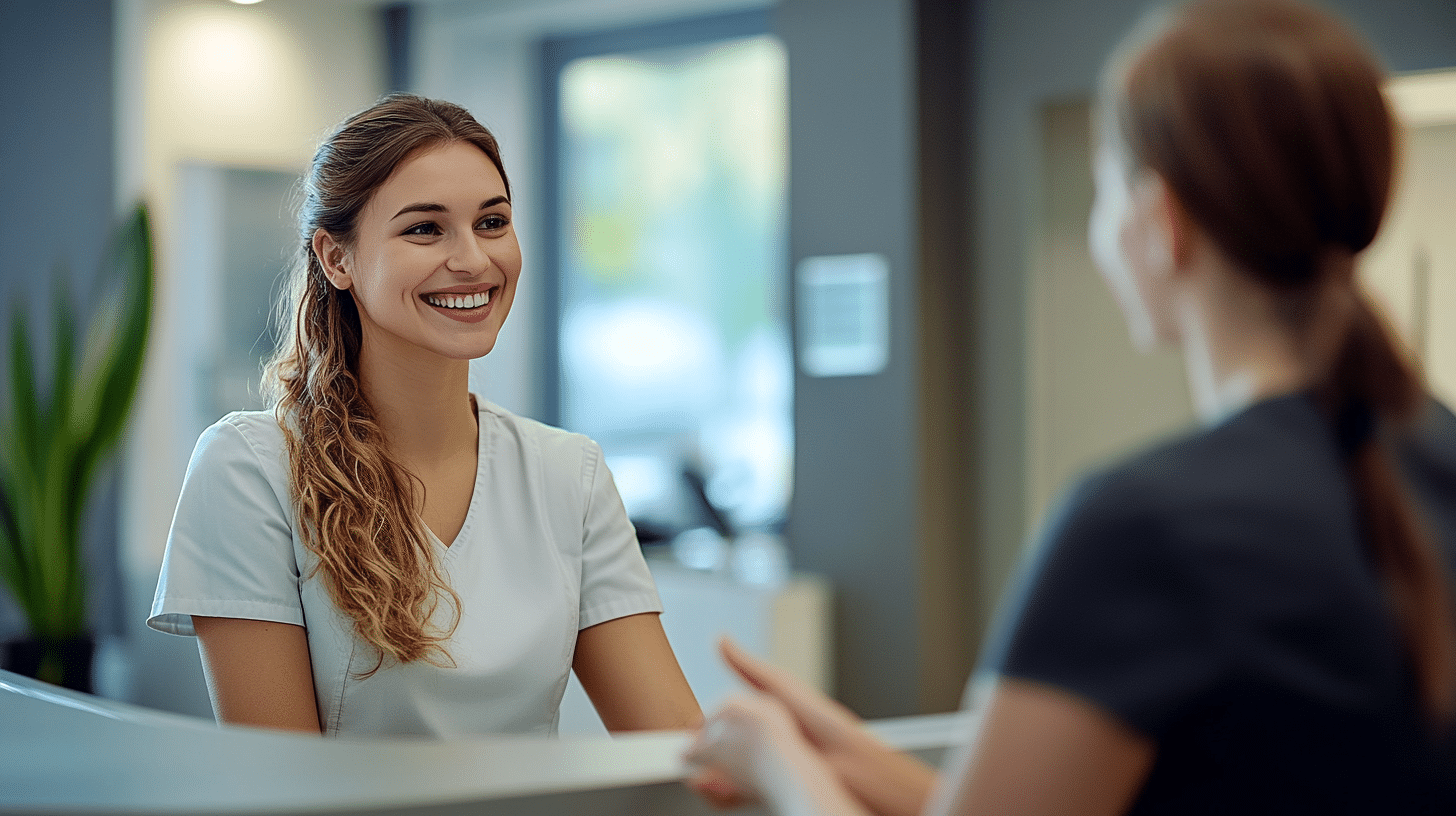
[1124,171,1174,280]
[1157,181,1198,273]
[1128,171,1195,280]
[312,229,353,290]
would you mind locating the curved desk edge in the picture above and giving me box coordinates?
[0,669,972,816]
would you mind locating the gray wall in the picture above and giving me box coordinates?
[0,0,120,643]
[778,0,977,718]
[778,0,924,719]
[0,1,115,295]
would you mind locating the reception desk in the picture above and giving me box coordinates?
[0,670,971,815]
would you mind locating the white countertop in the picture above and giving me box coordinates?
[0,669,971,815]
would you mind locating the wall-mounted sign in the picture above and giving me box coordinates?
[796,253,889,378]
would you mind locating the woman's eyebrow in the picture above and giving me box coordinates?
[391,195,509,220]
[392,202,445,219]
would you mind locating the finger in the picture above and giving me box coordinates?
[718,636,794,694]
[683,701,772,806]
[685,713,727,759]
[688,778,754,810]
[720,637,849,722]
[693,781,749,810]
[686,766,758,809]
[684,697,759,766]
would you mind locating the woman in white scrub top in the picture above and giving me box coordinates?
[149,95,702,738]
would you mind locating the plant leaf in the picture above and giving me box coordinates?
[63,205,153,636]
[0,465,36,616]
[3,305,46,627]
[7,307,41,478]
[74,206,152,460]
[37,277,83,633]
[0,203,154,639]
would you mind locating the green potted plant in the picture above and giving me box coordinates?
[0,204,153,691]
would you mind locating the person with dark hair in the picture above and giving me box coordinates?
[685,1,1456,813]
[148,94,702,737]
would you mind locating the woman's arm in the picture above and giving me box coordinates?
[192,616,322,734]
[572,612,703,732]
[687,642,1155,816]
[927,677,1153,816]
[703,637,936,816]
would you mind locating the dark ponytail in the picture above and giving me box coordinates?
[1110,0,1456,723]
[1323,299,1456,723]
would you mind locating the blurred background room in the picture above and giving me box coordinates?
[2,0,1455,731]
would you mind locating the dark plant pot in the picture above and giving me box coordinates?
[2,634,95,693]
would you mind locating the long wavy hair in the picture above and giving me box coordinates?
[1105,0,1456,724]
[263,94,511,675]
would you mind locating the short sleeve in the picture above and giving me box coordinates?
[148,418,305,636]
[576,442,662,629]
[982,472,1224,738]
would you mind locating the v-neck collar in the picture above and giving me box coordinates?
[430,395,488,556]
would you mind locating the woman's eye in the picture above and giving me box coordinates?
[403,222,441,236]
[477,214,510,231]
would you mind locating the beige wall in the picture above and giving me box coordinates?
[1026,99,1192,535]
[1365,72,1456,404]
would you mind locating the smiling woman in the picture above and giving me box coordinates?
[312,142,521,365]
[144,95,702,739]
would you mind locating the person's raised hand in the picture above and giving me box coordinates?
[686,691,868,816]
[717,637,872,762]
[685,691,797,798]
[715,637,937,816]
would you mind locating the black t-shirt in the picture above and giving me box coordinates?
[982,393,1456,814]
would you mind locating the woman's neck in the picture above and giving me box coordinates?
[357,341,477,465]
[1175,262,1311,424]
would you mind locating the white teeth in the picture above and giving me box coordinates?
[426,290,491,309]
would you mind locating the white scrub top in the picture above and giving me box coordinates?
[149,397,662,738]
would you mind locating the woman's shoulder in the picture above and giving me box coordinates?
[205,408,286,449]
[476,398,599,451]
[474,397,605,479]
[1401,397,1456,476]
[187,409,289,481]
[1054,394,1343,543]
[1103,393,1330,484]
[1397,397,1456,549]
[471,398,615,534]
[1017,395,1347,641]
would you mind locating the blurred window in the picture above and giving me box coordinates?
[545,14,790,541]
[174,164,293,431]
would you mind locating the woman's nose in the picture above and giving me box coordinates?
[446,232,491,275]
